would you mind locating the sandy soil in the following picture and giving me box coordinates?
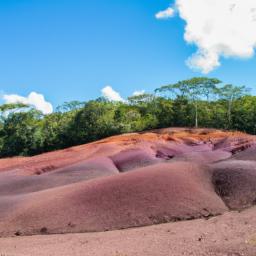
[0,128,256,255]
[0,206,255,256]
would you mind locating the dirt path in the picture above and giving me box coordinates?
[0,207,256,256]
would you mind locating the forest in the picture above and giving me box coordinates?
[0,77,255,157]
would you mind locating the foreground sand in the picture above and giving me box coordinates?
[0,206,256,256]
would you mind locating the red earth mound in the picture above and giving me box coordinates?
[0,128,254,174]
[231,146,256,161]
[110,147,160,172]
[0,162,227,237]
[0,157,119,196]
[210,160,256,210]
[0,128,256,237]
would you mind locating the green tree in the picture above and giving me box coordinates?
[69,101,118,145]
[56,101,85,112]
[156,77,221,128]
[0,109,43,156]
[114,104,144,132]
[217,84,249,128]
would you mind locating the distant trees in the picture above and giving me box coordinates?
[231,95,256,134]
[0,109,43,156]
[217,84,248,128]
[156,77,222,128]
[56,101,85,113]
[0,77,253,158]
[68,101,119,145]
[0,103,29,122]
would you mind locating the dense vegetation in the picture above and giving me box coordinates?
[0,77,255,157]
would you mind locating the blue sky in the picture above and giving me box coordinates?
[0,0,256,111]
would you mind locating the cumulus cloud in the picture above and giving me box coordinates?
[155,6,175,19]
[158,0,256,73]
[132,90,145,96]
[101,86,125,102]
[3,92,53,114]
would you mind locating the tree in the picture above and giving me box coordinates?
[0,103,32,155]
[69,101,118,145]
[229,95,256,133]
[216,84,249,128]
[128,93,155,105]
[156,77,221,128]
[172,96,192,127]
[0,109,43,156]
[152,97,174,128]
[56,101,85,112]
[0,103,29,122]
[114,104,144,132]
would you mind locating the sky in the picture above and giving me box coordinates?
[0,0,256,113]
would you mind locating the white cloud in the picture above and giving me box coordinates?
[3,92,53,114]
[160,0,256,73]
[155,7,175,20]
[132,90,145,96]
[101,86,125,102]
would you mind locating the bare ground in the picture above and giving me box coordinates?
[0,128,256,255]
[0,206,256,256]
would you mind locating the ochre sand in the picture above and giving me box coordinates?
[0,128,256,255]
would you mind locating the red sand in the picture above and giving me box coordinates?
[211,160,256,210]
[0,128,252,174]
[0,162,227,236]
[110,147,160,172]
[0,128,256,239]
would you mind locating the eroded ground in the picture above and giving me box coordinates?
[0,128,256,255]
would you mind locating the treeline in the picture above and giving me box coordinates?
[1,77,256,157]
